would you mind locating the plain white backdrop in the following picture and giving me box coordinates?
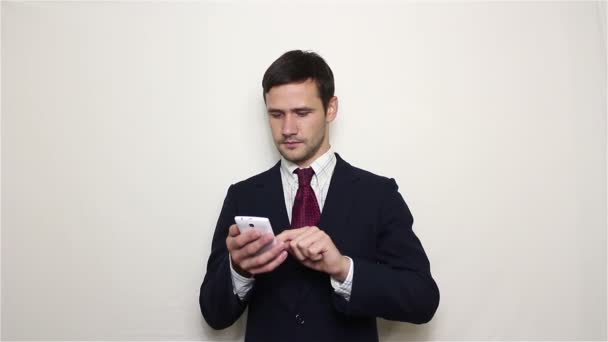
[1,1,606,341]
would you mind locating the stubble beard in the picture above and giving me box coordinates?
[278,132,325,165]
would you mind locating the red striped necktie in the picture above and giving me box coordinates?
[290,168,321,228]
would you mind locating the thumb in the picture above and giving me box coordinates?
[228,224,240,237]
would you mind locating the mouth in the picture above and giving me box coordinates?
[282,141,302,149]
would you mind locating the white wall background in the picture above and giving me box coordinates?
[1,1,606,341]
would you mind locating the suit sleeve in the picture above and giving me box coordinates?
[199,185,248,329]
[333,179,440,323]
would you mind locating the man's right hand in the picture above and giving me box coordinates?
[226,224,288,277]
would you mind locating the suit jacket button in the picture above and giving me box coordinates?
[295,314,305,325]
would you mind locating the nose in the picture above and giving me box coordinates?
[282,113,297,136]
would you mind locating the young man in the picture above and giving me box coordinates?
[200,50,439,342]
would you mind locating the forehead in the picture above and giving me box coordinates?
[265,79,322,108]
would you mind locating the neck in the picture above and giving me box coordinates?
[295,143,331,168]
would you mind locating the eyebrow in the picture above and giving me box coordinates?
[267,106,314,113]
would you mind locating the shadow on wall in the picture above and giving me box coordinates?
[378,317,437,341]
[199,311,246,341]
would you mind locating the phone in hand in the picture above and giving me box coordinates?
[234,216,275,255]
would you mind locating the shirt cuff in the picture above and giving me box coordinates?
[229,254,254,300]
[330,256,354,302]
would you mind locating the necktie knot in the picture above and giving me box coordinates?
[294,168,315,187]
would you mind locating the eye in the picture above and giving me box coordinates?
[269,111,283,118]
[295,110,311,117]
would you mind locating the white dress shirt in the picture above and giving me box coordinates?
[229,147,354,301]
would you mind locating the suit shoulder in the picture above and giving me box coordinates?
[229,163,278,190]
[349,164,397,189]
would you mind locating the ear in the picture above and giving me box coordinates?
[325,96,338,123]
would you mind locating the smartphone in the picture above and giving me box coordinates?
[234,216,275,255]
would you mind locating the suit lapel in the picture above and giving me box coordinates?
[319,153,360,236]
[254,161,290,234]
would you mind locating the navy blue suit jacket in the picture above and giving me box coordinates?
[200,154,439,342]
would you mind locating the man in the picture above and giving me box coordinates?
[200,50,439,342]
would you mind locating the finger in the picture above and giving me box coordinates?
[226,225,242,252]
[288,227,319,260]
[276,227,308,243]
[289,226,317,244]
[294,229,324,254]
[306,238,328,261]
[253,240,287,266]
[227,230,251,250]
[228,230,265,257]
[289,238,308,261]
[250,250,289,274]
[241,233,275,259]
[232,229,262,249]
[292,228,323,258]
[241,241,286,271]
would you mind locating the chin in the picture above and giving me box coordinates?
[281,152,302,163]
[279,149,307,164]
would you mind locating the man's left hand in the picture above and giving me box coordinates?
[276,226,350,282]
